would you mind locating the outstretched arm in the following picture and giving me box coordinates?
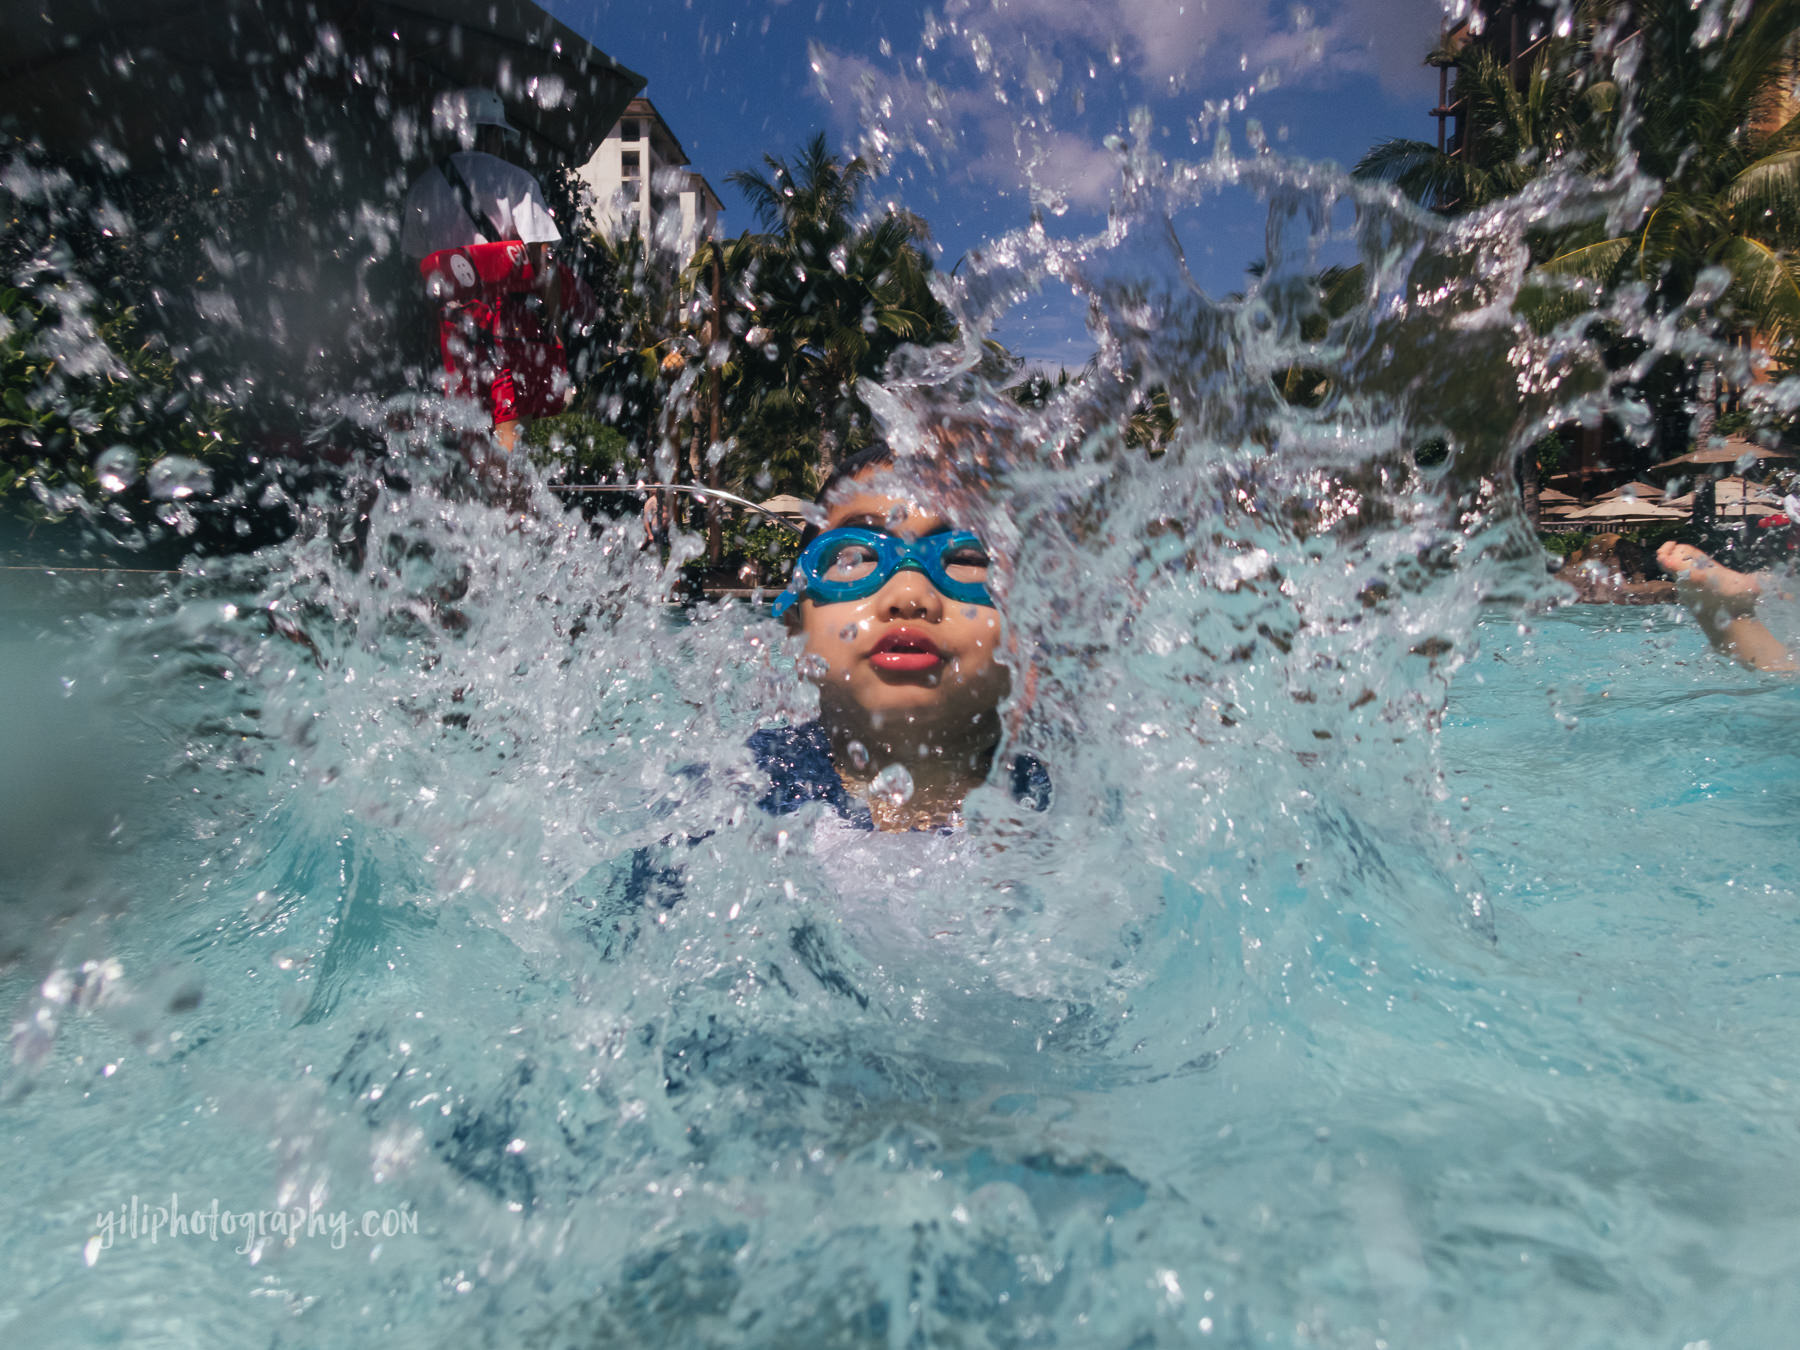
[1657,542,1797,674]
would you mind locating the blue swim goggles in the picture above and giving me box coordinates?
[771,527,995,618]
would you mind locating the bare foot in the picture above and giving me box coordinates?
[1657,541,1796,672]
[1657,542,1762,618]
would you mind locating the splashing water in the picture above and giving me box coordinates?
[6,3,1800,1347]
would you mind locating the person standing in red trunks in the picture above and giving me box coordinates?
[401,87,568,467]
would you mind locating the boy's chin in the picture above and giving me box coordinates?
[824,687,1002,740]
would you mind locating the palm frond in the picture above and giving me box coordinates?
[1516,235,1634,330]
[1351,138,1491,210]
[1715,233,1800,352]
[1723,149,1800,247]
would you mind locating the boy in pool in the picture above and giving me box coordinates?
[1657,541,1797,673]
[749,444,1049,832]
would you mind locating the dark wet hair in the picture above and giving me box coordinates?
[800,443,898,545]
[800,414,1008,545]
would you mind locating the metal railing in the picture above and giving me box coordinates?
[549,482,805,532]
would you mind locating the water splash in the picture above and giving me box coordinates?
[5,4,1800,1347]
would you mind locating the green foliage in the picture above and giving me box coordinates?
[1530,429,1566,475]
[522,411,632,480]
[1361,1,1800,464]
[571,131,960,504]
[1269,264,1369,410]
[673,514,803,589]
[1361,1,1800,353]
[0,286,237,521]
[1413,437,1450,468]
[1124,387,1176,453]
[1355,39,1615,216]
[1005,369,1072,408]
[1540,521,1688,557]
[1538,530,1590,557]
[728,133,957,472]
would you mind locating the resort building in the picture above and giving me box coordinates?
[577,97,722,249]
[1429,1,1560,157]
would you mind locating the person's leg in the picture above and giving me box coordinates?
[1657,541,1797,673]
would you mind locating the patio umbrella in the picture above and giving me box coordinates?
[1651,436,1795,472]
[1597,480,1664,501]
[1709,474,1775,494]
[1562,498,1687,523]
[1537,487,1579,505]
[0,0,648,426]
[0,0,646,170]
[757,495,812,521]
[1712,496,1786,519]
[1710,476,1780,507]
[1664,478,1779,517]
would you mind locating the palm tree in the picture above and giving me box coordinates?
[1358,0,1800,482]
[1530,0,1800,354]
[728,133,954,477]
[1354,38,1615,220]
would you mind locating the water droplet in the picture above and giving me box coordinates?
[847,740,870,771]
[798,652,830,681]
[146,455,212,501]
[530,73,567,109]
[838,622,860,641]
[94,446,138,493]
[870,763,914,807]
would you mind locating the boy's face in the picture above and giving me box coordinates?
[792,476,1010,740]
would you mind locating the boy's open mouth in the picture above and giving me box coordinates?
[869,628,944,673]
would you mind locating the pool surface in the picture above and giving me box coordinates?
[4,543,1797,1348]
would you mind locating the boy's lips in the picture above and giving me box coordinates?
[868,628,944,673]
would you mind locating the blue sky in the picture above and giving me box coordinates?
[541,0,1449,370]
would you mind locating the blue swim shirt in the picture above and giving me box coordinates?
[747,721,1052,829]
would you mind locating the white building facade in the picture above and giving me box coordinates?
[576,97,721,250]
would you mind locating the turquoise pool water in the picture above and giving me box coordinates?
[8,2,1798,1342]
[4,527,1797,1348]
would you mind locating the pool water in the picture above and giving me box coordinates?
[7,5,1800,1338]
[4,534,1798,1349]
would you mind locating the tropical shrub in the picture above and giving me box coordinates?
[1,286,238,528]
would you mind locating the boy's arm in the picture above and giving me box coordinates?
[1657,542,1798,673]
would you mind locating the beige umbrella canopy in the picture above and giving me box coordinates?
[1597,480,1664,500]
[1662,477,1782,516]
[0,0,647,169]
[1538,487,1579,504]
[1710,495,1785,519]
[0,0,648,427]
[757,494,812,520]
[1563,498,1687,522]
[1652,436,1795,471]
[1710,475,1779,498]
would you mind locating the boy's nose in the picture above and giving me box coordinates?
[878,565,942,619]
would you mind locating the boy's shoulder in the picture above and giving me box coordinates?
[747,722,1052,826]
[746,721,871,826]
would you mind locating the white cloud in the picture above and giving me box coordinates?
[982,127,1121,211]
[811,0,1447,209]
[983,0,1448,94]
